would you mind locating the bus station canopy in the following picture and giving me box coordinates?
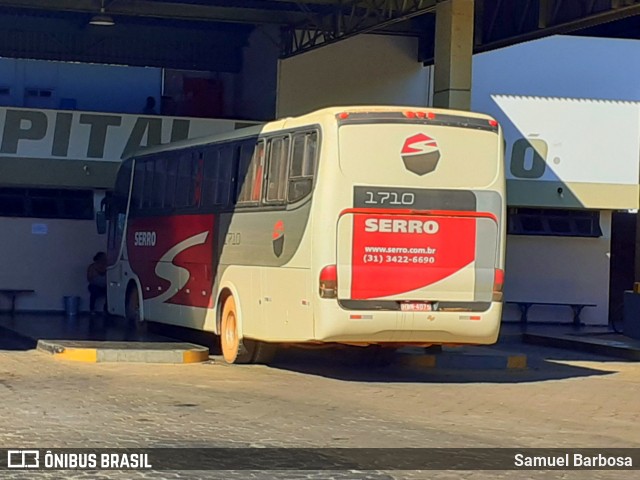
[0,1,640,71]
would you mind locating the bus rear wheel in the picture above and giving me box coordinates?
[221,296,252,364]
[220,296,277,365]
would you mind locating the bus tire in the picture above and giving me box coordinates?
[220,295,252,364]
[244,339,277,365]
[125,283,142,325]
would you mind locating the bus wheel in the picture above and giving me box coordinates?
[244,339,278,365]
[125,284,142,326]
[220,296,252,364]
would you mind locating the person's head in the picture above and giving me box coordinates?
[93,252,107,263]
[145,96,156,108]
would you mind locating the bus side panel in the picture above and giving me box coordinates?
[126,214,215,329]
[259,267,313,341]
[216,203,314,342]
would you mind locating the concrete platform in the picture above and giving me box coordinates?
[397,345,527,370]
[522,327,640,361]
[37,339,209,363]
[0,313,210,364]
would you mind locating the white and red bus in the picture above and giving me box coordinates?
[101,106,506,364]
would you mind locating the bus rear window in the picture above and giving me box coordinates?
[288,131,318,203]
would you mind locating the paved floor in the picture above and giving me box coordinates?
[1,325,639,479]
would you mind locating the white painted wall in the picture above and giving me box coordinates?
[277,34,432,117]
[0,197,106,313]
[502,211,612,325]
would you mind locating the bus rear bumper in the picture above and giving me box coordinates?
[314,301,502,346]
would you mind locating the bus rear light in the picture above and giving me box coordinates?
[319,265,337,298]
[402,111,436,119]
[493,268,504,302]
[337,112,350,119]
[488,119,498,127]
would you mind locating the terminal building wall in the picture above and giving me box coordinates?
[277,35,433,118]
[473,36,640,325]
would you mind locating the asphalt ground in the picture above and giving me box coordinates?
[1,318,639,480]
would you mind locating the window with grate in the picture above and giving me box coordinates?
[0,188,93,220]
[508,208,602,237]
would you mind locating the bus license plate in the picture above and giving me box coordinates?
[400,302,434,312]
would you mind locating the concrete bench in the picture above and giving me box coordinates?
[0,289,35,315]
[506,301,597,327]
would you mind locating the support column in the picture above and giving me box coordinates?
[433,0,475,110]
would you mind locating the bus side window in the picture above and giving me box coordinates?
[152,157,167,209]
[265,136,290,204]
[237,140,264,205]
[194,151,204,207]
[288,131,318,203]
[202,147,219,208]
[142,159,155,209]
[202,146,233,208]
[176,151,196,208]
[132,159,145,211]
[217,146,233,205]
[165,155,178,209]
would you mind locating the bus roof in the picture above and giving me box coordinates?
[130,105,498,160]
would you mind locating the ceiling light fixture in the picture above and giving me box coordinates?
[90,0,114,26]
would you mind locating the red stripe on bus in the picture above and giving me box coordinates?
[339,208,498,222]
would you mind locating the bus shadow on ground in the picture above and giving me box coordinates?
[265,346,618,385]
[0,325,37,351]
[150,321,621,385]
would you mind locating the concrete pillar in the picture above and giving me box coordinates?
[433,0,474,110]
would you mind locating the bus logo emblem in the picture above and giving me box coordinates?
[272,220,285,257]
[401,133,440,175]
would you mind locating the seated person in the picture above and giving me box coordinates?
[87,252,108,314]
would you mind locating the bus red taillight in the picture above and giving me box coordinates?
[403,111,436,120]
[493,268,504,302]
[319,265,338,299]
[488,119,498,127]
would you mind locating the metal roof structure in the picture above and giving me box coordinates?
[1,1,640,71]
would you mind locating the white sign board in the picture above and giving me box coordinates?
[491,95,640,186]
[0,107,254,163]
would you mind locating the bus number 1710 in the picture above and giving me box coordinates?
[364,190,415,206]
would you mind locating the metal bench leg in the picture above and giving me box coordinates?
[519,304,531,326]
[571,306,585,328]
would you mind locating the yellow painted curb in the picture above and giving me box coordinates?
[54,348,98,363]
[183,349,210,363]
[507,355,527,369]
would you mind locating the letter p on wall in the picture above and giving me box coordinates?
[1,110,47,154]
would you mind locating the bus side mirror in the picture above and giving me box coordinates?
[96,211,107,235]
